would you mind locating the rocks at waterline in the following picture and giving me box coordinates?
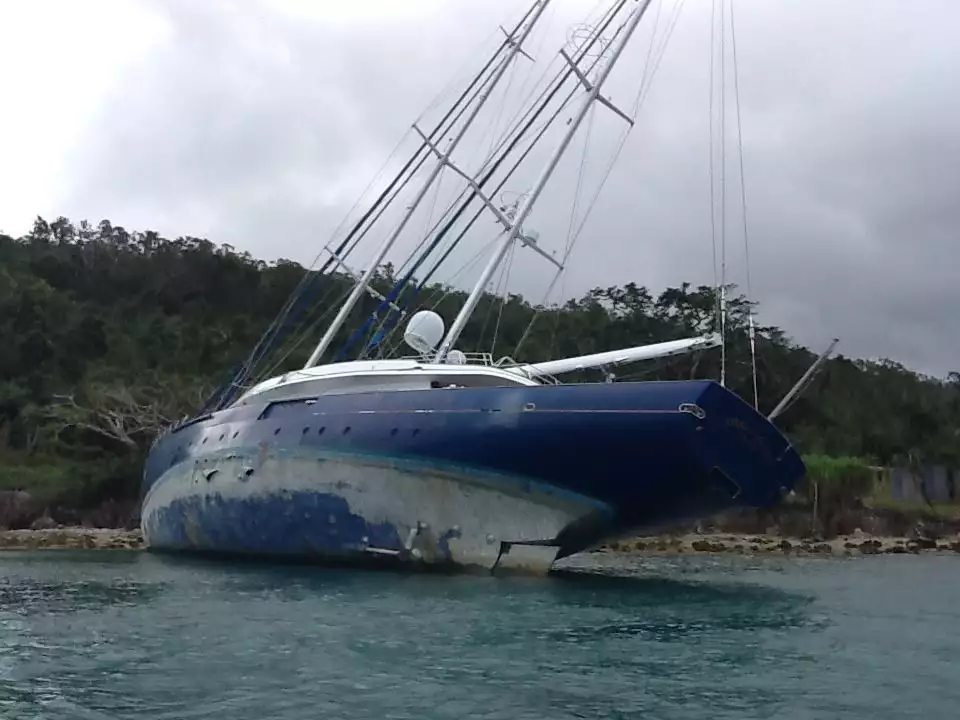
[0,528,143,551]
[602,533,960,557]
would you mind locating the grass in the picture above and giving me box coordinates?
[864,495,960,520]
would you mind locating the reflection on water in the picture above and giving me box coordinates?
[0,549,958,719]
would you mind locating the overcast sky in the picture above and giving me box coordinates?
[1,0,957,378]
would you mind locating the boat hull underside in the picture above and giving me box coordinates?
[140,380,805,574]
[142,448,608,574]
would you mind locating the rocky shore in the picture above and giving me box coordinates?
[3,489,959,557]
[604,531,960,557]
[0,527,143,551]
[0,526,958,556]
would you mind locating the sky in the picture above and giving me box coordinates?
[1,0,957,378]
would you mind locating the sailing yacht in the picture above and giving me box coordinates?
[140,0,810,574]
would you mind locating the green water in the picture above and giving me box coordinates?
[0,550,958,719]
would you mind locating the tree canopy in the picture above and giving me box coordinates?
[1,216,958,508]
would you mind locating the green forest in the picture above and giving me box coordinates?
[1,216,959,516]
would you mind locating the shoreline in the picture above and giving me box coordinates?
[0,527,143,551]
[0,527,959,556]
[602,532,960,556]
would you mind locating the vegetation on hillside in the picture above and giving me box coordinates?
[1,216,958,514]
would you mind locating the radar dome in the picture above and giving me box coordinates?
[404,310,445,354]
[444,349,467,365]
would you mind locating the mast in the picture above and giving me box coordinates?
[434,0,655,361]
[303,0,553,369]
[338,0,633,363]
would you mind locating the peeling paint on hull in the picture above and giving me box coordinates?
[140,380,806,574]
[141,448,605,574]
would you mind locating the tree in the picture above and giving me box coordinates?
[1,216,958,511]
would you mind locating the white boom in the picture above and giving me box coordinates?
[505,333,721,378]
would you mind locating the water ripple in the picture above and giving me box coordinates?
[0,550,957,719]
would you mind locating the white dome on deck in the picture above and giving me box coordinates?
[404,310,445,354]
[444,349,467,365]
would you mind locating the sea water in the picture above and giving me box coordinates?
[1,549,958,719]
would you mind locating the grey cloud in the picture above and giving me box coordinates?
[54,0,960,377]
[559,0,960,376]
[62,0,479,238]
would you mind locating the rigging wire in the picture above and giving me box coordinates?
[342,98,571,361]
[256,285,357,380]
[352,1,635,360]
[489,240,517,357]
[392,16,564,292]
[403,155,450,280]
[211,127,416,404]
[273,0,691,379]
[412,0,686,368]
[235,84,506,391]
[709,0,760,404]
[478,44,524,171]
[245,4,544,382]
[412,8,638,320]
[413,15,514,125]
[568,0,687,244]
[378,235,507,360]
[477,239,516,355]
[637,0,665,95]
[707,0,759,405]
[302,0,559,369]
[477,0,562,165]
[719,0,728,389]
[708,0,720,343]
[203,0,725,409]
[708,0,728,390]
[239,2,547,376]
[729,0,760,409]
[477,0,613,174]
[247,10,521,363]
[513,101,597,360]
[515,0,688,359]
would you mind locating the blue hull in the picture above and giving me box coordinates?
[140,380,804,573]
